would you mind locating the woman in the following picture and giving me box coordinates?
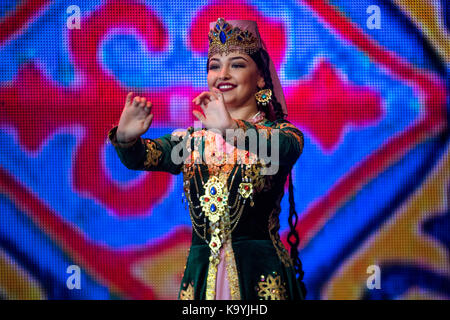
[108,18,306,300]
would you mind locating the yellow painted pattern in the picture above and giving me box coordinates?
[0,248,46,299]
[393,0,450,63]
[399,286,449,300]
[131,238,191,299]
[324,144,450,299]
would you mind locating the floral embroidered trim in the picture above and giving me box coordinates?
[179,282,194,300]
[143,139,162,168]
[186,129,259,175]
[277,122,304,149]
[254,124,273,138]
[204,172,245,300]
[234,120,273,138]
[256,272,288,300]
[224,229,241,300]
[206,224,241,300]
[204,174,229,300]
[277,122,296,130]
[182,162,196,180]
[206,257,218,299]
[283,129,303,147]
[244,162,266,193]
[268,194,294,267]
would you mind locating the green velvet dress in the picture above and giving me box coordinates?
[108,117,305,300]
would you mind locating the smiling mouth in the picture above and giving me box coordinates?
[217,85,236,92]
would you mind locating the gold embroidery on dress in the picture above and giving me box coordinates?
[268,194,294,267]
[179,282,194,300]
[254,124,273,138]
[206,258,218,299]
[224,239,241,299]
[182,125,269,300]
[256,272,288,300]
[143,139,162,168]
[281,129,303,147]
[244,162,266,193]
[277,122,304,149]
[204,174,229,300]
[277,122,296,130]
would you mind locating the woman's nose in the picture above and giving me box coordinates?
[218,66,230,79]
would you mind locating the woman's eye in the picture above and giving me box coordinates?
[209,64,245,70]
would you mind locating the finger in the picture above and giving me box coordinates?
[193,92,214,104]
[138,97,147,108]
[202,96,212,106]
[192,110,206,123]
[126,92,134,105]
[200,103,207,114]
[145,101,152,110]
[210,88,220,100]
[196,96,212,107]
[144,113,154,128]
[212,87,224,103]
[132,96,140,107]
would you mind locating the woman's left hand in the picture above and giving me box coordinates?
[192,87,237,134]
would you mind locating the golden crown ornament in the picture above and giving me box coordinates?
[255,88,272,106]
[208,18,260,58]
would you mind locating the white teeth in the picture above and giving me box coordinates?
[218,85,234,89]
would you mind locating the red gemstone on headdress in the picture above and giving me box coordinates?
[244,186,249,190]
[205,197,209,202]
[212,242,217,247]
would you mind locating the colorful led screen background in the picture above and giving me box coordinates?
[0,0,448,299]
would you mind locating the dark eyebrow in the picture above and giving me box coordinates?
[209,56,248,63]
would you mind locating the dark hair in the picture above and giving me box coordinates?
[250,48,306,298]
[248,49,286,121]
[206,49,286,121]
[207,49,306,297]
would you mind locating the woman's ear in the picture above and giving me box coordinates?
[257,75,265,89]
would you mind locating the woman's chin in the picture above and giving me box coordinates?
[223,96,239,107]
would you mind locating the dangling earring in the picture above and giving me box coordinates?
[255,88,272,106]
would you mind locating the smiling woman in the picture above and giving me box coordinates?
[107,17,306,300]
[204,53,264,122]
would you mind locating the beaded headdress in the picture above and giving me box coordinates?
[208,18,260,57]
[208,18,288,117]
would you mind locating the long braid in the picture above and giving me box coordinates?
[287,172,307,297]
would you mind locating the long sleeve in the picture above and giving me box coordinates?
[230,119,304,167]
[107,125,190,175]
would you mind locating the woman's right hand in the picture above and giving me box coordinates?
[116,92,154,143]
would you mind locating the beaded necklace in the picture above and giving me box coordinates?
[181,111,267,257]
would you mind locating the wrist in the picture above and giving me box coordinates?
[116,131,134,143]
[116,131,138,147]
[117,137,137,144]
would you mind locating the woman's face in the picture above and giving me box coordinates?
[207,51,264,108]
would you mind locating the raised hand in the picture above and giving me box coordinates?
[117,92,154,143]
[192,87,237,135]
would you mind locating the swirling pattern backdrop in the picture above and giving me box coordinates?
[0,0,448,299]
